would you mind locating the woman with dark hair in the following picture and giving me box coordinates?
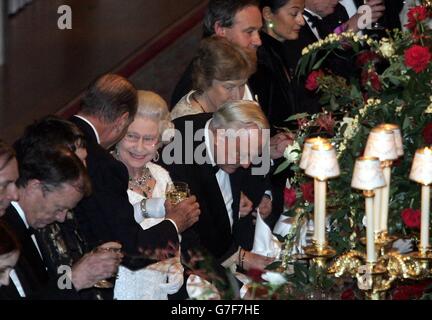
[248,0,305,225]
[171,36,256,120]
[249,0,305,131]
[0,139,19,217]
[14,115,88,166]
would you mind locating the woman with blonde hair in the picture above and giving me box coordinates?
[171,36,256,120]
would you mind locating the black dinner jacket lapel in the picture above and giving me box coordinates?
[2,205,49,295]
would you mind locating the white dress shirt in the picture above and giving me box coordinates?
[340,0,358,18]
[9,201,45,298]
[9,270,26,298]
[204,119,235,231]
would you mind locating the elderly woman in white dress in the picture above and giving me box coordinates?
[170,36,256,120]
[113,90,183,300]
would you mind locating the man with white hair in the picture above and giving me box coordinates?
[164,100,274,275]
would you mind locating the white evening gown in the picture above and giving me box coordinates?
[114,162,184,300]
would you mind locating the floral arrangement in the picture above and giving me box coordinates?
[276,2,432,284]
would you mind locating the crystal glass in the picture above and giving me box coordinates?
[165,181,190,205]
[93,245,122,289]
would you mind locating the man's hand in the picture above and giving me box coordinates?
[270,132,295,160]
[366,0,386,23]
[257,195,272,219]
[165,196,201,233]
[239,192,253,217]
[241,250,274,271]
[71,242,123,291]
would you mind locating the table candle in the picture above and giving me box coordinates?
[316,179,327,247]
[420,185,430,252]
[365,196,376,262]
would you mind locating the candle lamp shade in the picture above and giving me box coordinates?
[299,137,330,170]
[409,147,432,185]
[351,157,386,191]
[364,127,398,161]
[305,143,340,180]
[377,124,404,157]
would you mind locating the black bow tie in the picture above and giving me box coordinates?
[303,11,322,28]
[27,227,37,235]
[211,165,220,175]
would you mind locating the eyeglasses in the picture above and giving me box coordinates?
[124,133,159,146]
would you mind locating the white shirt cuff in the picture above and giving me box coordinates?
[264,190,273,201]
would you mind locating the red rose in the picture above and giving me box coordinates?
[297,117,309,130]
[300,182,314,203]
[401,208,421,229]
[341,288,355,300]
[305,70,324,91]
[247,268,264,283]
[369,71,382,92]
[283,187,297,208]
[361,69,382,92]
[404,45,432,73]
[423,123,432,144]
[405,6,430,30]
[356,51,380,67]
[392,281,431,300]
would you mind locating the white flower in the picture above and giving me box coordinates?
[379,39,395,58]
[341,117,356,139]
[425,96,432,114]
[283,141,301,164]
[261,271,287,286]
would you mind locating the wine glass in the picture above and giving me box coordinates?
[165,181,190,205]
[93,244,122,289]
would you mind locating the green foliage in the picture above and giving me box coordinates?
[283,9,432,264]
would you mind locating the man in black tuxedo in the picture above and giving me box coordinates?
[163,100,274,272]
[69,74,200,263]
[0,147,122,299]
[283,0,386,116]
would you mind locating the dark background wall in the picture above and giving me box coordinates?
[0,0,205,143]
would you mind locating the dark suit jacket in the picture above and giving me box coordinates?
[163,113,260,264]
[0,206,80,300]
[69,116,179,262]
